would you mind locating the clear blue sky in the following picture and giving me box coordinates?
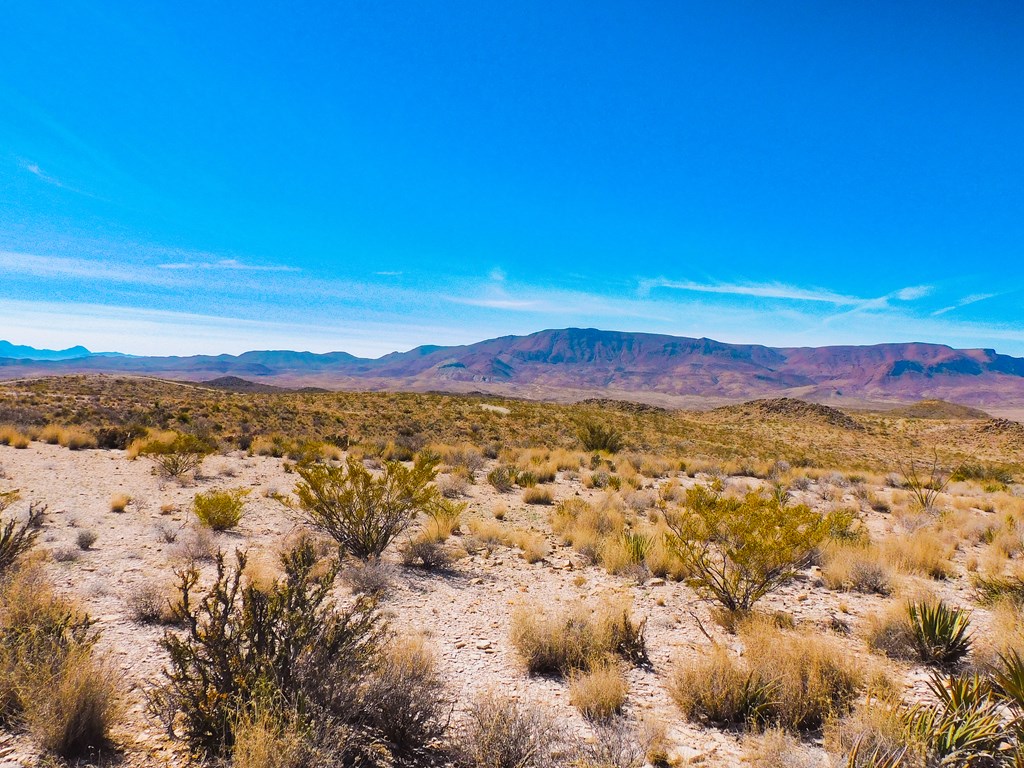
[2,1,1022,356]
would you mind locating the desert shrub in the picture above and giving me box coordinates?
[572,719,654,768]
[38,424,62,444]
[672,620,864,732]
[523,486,553,505]
[359,636,451,759]
[192,487,249,530]
[127,581,179,625]
[154,542,449,764]
[487,465,517,493]
[456,692,557,768]
[825,693,915,767]
[109,493,131,513]
[340,559,392,597]
[741,619,865,730]
[669,645,775,725]
[514,530,549,563]
[135,432,214,478]
[822,544,892,594]
[898,453,952,512]
[173,525,217,563]
[952,462,1015,485]
[665,486,834,612]
[399,533,451,570]
[232,703,306,768]
[568,661,627,720]
[578,422,624,453]
[743,727,821,768]
[294,454,441,560]
[424,498,464,540]
[0,566,121,758]
[510,600,646,677]
[76,530,97,550]
[0,493,42,575]
[865,603,919,661]
[907,600,972,666]
[437,472,469,498]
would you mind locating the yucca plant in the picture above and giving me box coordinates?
[906,673,1009,764]
[845,740,908,768]
[907,600,972,666]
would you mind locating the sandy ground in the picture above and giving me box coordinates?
[0,442,999,767]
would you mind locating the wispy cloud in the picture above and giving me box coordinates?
[21,160,65,188]
[158,258,299,272]
[932,293,997,316]
[375,270,403,276]
[17,159,98,198]
[639,277,864,305]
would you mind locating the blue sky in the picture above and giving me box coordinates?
[2,1,1023,357]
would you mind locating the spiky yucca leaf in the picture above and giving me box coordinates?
[907,600,972,666]
[906,673,1008,764]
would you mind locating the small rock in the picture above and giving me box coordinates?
[475,639,491,650]
[647,578,666,587]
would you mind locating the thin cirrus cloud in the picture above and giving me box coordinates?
[158,258,300,272]
[932,293,998,316]
[639,277,867,305]
[637,277,934,313]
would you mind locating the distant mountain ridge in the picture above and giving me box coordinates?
[3,328,1024,408]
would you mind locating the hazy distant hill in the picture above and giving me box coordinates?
[3,328,1024,408]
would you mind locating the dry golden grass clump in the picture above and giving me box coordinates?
[568,660,627,720]
[0,425,30,449]
[671,616,866,732]
[822,542,893,594]
[510,599,646,677]
[877,530,954,580]
[522,486,553,505]
[110,492,132,513]
[0,564,122,758]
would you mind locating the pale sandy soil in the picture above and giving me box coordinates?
[0,442,1003,767]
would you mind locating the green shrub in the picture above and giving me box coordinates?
[153,542,449,764]
[192,488,249,530]
[577,422,624,454]
[137,433,214,478]
[294,455,441,560]
[665,486,833,612]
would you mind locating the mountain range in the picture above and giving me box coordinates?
[3,328,1024,410]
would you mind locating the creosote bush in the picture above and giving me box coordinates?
[134,432,214,478]
[154,541,450,764]
[665,485,837,612]
[577,421,624,453]
[192,487,249,530]
[294,454,441,560]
